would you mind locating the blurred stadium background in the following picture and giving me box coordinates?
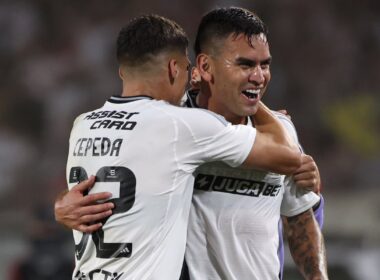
[0,0,379,279]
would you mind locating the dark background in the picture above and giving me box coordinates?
[0,0,379,279]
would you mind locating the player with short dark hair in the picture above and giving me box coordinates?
[116,15,188,66]
[183,7,327,280]
[62,14,302,280]
[194,7,268,55]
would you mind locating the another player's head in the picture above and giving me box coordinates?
[117,14,190,105]
[195,7,272,123]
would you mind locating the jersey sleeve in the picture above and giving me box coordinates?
[175,108,256,171]
[281,177,320,217]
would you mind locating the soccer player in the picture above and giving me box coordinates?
[61,14,302,280]
[182,7,327,280]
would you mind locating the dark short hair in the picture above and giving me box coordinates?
[117,14,188,66]
[194,7,268,55]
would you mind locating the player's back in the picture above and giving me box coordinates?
[66,95,255,280]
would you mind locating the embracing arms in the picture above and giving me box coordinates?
[242,102,302,175]
[54,176,114,233]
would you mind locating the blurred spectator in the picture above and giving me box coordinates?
[8,202,73,280]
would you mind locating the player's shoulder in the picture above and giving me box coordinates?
[72,106,105,125]
[149,102,233,143]
[72,111,93,127]
[271,111,296,127]
[271,110,299,143]
[180,90,229,125]
[70,99,114,128]
[166,104,230,131]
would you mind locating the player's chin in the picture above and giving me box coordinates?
[242,105,259,117]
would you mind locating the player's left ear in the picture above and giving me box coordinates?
[118,66,126,80]
[196,54,213,82]
[168,58,179,84]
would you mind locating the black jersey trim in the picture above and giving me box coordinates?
[184,89,229,126]
[107,95,153,104]
[184,89,200,108]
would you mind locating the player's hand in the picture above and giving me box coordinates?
[293,154,321,194]
[277,109,291,120]
[54,176,114,233]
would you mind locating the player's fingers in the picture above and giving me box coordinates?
[72,176,96,193]
[293,179,314,190]
[293,171,314,181]
[77,223,103,234]
[302,154,313,162]
[293,172,317,182]
[294,161,316,175]
[314,183,321,194]
[298,154,313,166]
[296,178,319,191]
[80,192,113,206]
[78,203,114,216]
[80,210,113,225]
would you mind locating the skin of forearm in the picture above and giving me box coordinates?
[54,189,69,224]
[284,209,328,280]
[250,102,301,173]
[253,102,299,152]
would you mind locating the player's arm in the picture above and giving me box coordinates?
[293,155,321,194]
[293,154,325,227]
[54,176,114,233]
[242,102,302,175]
[283,209,328,280]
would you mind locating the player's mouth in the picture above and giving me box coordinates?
[241,89,260,100]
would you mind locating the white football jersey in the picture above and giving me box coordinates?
[66,95,256,280]
[184,92,320,280]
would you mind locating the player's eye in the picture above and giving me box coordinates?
[236,60,255,70]
[261,63,270,70]
[239,64,251,70]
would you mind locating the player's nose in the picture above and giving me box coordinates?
[248,66,264,84]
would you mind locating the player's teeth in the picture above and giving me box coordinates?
[242,90,258,98]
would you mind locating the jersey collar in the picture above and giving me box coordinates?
[107,95,153,104]
[184,89,200,108]
[184,89,252,125]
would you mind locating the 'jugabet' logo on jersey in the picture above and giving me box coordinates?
[195,174,281,197]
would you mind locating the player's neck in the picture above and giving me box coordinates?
[211,106,247,125]
[196,89,210,109]
[197,88,247,125]
[121,79,167,100]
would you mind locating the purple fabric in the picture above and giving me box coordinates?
[278,220,285,279]
[278,195,325,279]
[313,194,324,228]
